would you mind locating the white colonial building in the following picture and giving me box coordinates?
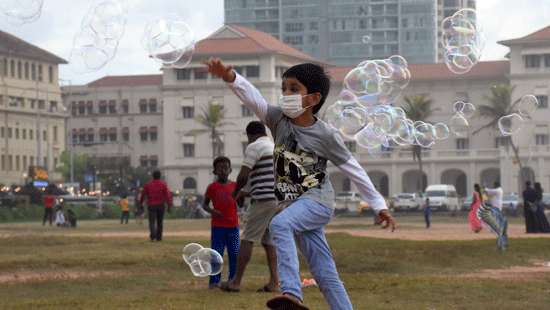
[0,30,67,185]
[64,24,550,197]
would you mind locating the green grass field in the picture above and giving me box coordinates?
[1,216,550,309]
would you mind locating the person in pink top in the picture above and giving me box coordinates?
[139,170,173,241]
[468,183,483,233]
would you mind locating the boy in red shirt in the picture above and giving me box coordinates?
[202,156,240,289]
[42,184,56,226]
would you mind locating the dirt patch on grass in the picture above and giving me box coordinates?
[456,262,550,281]
[0,270,129,284]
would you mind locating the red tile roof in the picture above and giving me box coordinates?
[87,74,162,87]
[499,25,550,46]
[0,30,67,64]
[327,60,509,83]
[193,24,317,62]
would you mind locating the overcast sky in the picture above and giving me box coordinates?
[1,0,549,85]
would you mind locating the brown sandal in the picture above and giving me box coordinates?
[266,295,309,310]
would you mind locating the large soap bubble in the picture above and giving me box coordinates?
[498,113,523,136]
[441,8,484,74]
[0,0,43,25]
[182,243,224,277]
[142,15,195,68]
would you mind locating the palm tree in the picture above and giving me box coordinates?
[402,94,437,192]
[474,84,527,188]
[194,100,231,159]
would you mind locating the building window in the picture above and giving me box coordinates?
[17,61,22,79]
[148,99,157,113]
[245,66,260,78]
[140,156,148,168]
[122,128,129,141]
[100,129,108,142]
[149,156,158,168]
[310,21,318,30]
[31,63,35,80]
[535,134,549,145]
[22,129,26,139]
[10,60,15,77]
[183,143,195,157]
[29,129,33,140]
[53,126,58,142]
[78,101,86,115]
[98,100,107,114]
[536,95,548,108]
[284,35,303,45]
[149,126,158,141]
[78,130,86,143]
[38,65,43,81]
[43,130,47,141]
[182,106,194,118]
[121,99,129,113]
[525,55,541,68]
[139,99,147,113]
[456,138,469,149]
[139,127,148,141]
[15,155,20,171]
[38,100,45,110]
[285,22,304,32]
[2,58,7,76]
[24,62,29,79]
[194,68,208,80]
[176,68,191,80]
[109,128,117,141]
[108,100,116,114]
[87,129,94,142]
[86,101,93,114]
[7,127,12,138]
[48,66,53,83]
[241,105,254,117]
[15,128,19,139]
[345,141,356,153]
[71,101,77,116]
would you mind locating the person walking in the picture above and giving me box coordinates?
[468,184,483,233]
[522,181,538,233]
[423,197,431,229]
[139,170,173,241]
[42,184,56,226]
[119,194,130,224]
[533,182,550,233]
[221,121,280,293]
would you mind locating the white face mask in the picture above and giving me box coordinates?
[278,94,312,118]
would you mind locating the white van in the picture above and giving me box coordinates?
[424,184,460,211]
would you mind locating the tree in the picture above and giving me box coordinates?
[56,151,90,184]
[402,94,437,192]
[194,100,232,159]
[474,84,526,189]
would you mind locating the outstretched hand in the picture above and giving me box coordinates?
[204,57,235,83]
[376,210,397,232]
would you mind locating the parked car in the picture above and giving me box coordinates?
[392,193,423,211]
[335,192,361,213]
[425,184,460,211]
[502,193,520,216]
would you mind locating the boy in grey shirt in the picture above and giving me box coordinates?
[206,58,396,310]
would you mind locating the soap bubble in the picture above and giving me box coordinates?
[441,8,484,74]
[69,0,127,74]
[453,101,476,119]
[517,95,539,117]
[182,244,224,277]
[414,122,436,148]
[187,248,224,277]
[498,113,523,136]
[433,123,450,140]
[182,243,204,264]
[0,0,42,25]
[362,35,371,44]
[142,15,195,67]
[449,113,469,137]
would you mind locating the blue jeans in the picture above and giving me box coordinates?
[424,207,431,228]
[270,198,352,310]
[210,226,240,285]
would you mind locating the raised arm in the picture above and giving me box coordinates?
[205,58,269,122]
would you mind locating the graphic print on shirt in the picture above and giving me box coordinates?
[273,132,327,201]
